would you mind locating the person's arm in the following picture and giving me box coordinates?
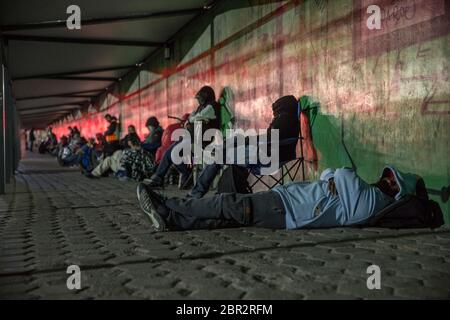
[142,130,162,151]
[104,122,117,135]
[320,168,336,182]
[188,104,216,123]
[333,167,375,215]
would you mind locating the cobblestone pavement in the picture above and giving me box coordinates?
[0,153,449,299]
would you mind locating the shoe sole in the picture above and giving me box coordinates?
[136,184,166,232]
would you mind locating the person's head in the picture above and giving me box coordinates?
[195,86,216,106]
[61,135,68,145]
[95,133,105,143]
[104,114,112,122]
[47,127,53,133]
[68,126,73,132]
[374,168,400,198]
[87,138,95,147]
[128,136,141,149]
[272,95,298,118]
[128,125,136,134]
[145,117,159,132]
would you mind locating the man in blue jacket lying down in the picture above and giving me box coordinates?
[136,166,417,232]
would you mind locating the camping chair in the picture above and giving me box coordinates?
[247,96,318,191]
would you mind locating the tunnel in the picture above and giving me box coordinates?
[0,0,449,301]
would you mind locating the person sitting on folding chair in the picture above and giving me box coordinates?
[186,95,300,198]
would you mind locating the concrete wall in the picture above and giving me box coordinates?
[52,0,450,222]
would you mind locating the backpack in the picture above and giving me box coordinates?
[217,165,252,194]
[366,195,444,229]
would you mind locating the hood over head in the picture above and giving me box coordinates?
[195,86,216,106]
[380,165,420,200]
[145,116,160,128]
[272,95,298,116]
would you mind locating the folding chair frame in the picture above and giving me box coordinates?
[248,98,316,191]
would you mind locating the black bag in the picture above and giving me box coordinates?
[217,165,252,194]
[366,195,444,229]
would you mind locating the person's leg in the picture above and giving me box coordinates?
[91,156,112,177]
[148,141,182,185]
[188,163,223,198]
[163,190,285,230]
[109,150,124,173]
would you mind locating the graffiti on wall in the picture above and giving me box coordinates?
[51,0,449,163]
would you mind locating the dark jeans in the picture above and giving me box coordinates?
[142,142,161,154]
[153,141,190,181]
[163,190,286,230]
[190,164,223,198]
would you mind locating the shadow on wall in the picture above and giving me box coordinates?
[311,110,450,224]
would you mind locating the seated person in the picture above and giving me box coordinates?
[136,166,409,232]
[58,133,84,166]
[78,138,100,174]
[155,114,190,165]
[94,133,106,157]
[86,148,125,179]
[187,95,300,198]
[120,136,155,182]
[145,86,221,189]
[120,125,141,149]
[141,117,163,156]
[103,114,121,157]
[39,127,58,154]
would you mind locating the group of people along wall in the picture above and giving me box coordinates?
[50,0,450,221]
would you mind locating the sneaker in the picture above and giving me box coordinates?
[136,183,166,232]
[85,172,99,179]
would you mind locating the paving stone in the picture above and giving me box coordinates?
[0,153,449,299]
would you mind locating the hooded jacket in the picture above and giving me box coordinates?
[379,165,420,200]
[189,86,221,135]
[265,95,300,163]
[273,166,400,230]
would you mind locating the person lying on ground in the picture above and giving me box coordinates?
[136,166,414,232]
[145,86,221,189]
[142,117,164,156]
